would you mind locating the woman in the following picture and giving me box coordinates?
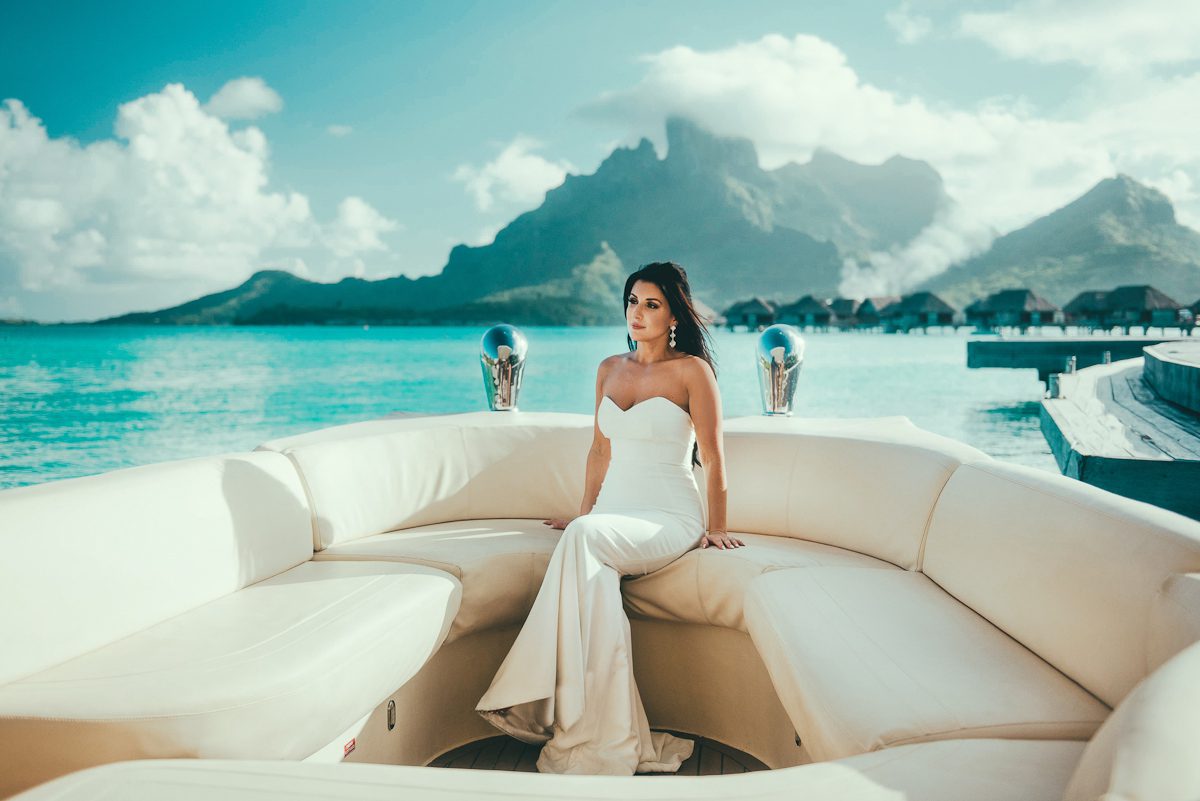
[476,261,745,775]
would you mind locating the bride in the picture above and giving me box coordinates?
[476,261,745,775]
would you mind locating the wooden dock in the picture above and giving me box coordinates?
[1144,341,1200,414]
[968,336,1185,383]
[427,731,769,775]
[1040,356,1200,520]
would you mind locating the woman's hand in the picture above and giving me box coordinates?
[700,530,744,549]
[543,517,575,530]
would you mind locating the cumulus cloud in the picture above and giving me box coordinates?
[453,136,575,212]
[322,196,399,258]
[0,83,397,320]
[576,32,1200,296]
[470,222,504,247]
[327,124,353,137]
[886,2,933,44]
[839,205,996,297]
[203,76,284,120]
[960,0,1200,72]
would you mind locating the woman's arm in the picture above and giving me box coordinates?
[579,357,614,516]
[688,358,742,549]
[544,358,614,529]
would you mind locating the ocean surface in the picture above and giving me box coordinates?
[0,325,1056,490]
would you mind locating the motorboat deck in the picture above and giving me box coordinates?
[4,314,1200,801]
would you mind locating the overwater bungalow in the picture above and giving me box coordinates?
[1106,285,1182,332]
[856,295,901,329]
[693,299,725,327]
[1064,285,1182,333]
[828,298,861,329]
[775,295,834,331]
[722,297,777,331]
[965,289,1061,333]
[887,291,958,333]
[1062,290,1112,330]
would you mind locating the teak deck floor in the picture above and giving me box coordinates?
[428,730,769,775]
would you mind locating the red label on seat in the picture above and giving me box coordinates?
[344,738,356,757]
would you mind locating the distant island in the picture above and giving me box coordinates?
[22,117,1195,328]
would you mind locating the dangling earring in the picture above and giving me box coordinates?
[669,324,677,348]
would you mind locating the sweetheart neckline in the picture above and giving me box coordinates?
[601,394,690,418]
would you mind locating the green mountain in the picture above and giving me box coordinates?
[95,117,948,326]
[919,175,1200,308]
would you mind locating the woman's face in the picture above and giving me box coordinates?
[626,280,675,344]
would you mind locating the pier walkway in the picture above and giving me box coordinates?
[1040,351,1200,520]
[969,336,1184,383]
[1144,341,1200,414]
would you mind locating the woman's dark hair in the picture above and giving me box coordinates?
[622,261,718,468]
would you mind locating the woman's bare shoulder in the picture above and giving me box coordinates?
[598,353,630,371]
[678,354,714,378]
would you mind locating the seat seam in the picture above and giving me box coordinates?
[916,461,961,572]
[282,448,322,553]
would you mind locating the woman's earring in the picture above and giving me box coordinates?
[669,324,676,348]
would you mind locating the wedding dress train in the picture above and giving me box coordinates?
[476,394,706,774]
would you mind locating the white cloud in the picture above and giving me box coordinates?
[323,196,399,258]
[453,136,575,212]
[327,124,353,137]
[204,76,284,120]
[886,2,933,44]
[840,204,996,297]
[577,33,1200,295]
[469,223,503,247]
[959,0,1200,72]
[0,83,398,320]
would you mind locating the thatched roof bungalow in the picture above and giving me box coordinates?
[1064,286,1182,329]
[693,298,724,326]
[857,295,902,327]
[1106,285,1182,328]
[723,297,777,330]
[966,289,1060,330]
[828,298,862,329]
[1062,291,1111,328]
[776,295,834,329]
[889,291,957,331]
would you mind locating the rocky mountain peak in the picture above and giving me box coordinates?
[1076,174,1176,225]
[664,115,759,175]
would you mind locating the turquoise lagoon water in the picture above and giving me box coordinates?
[0,325,1054,490]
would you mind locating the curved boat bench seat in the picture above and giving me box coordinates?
[3,411,1200,800]
[0,453,462,797]
[10,739,1090,801]
[14,614,1200,801]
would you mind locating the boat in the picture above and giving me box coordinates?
[1,329,1198,801]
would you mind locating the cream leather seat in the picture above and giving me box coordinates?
[263,415,590,644]
[17,637,1200,800]
[6,739,1088,801]
[0,561,460,778]
[0,453,463,797]
[314,518,561,641]
[8,411,1200,799]
[744,566,1109,762]
[622,532,897,630]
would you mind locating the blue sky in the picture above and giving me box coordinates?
[2,0,1198,320]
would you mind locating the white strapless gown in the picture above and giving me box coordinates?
[476,394,706,774]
